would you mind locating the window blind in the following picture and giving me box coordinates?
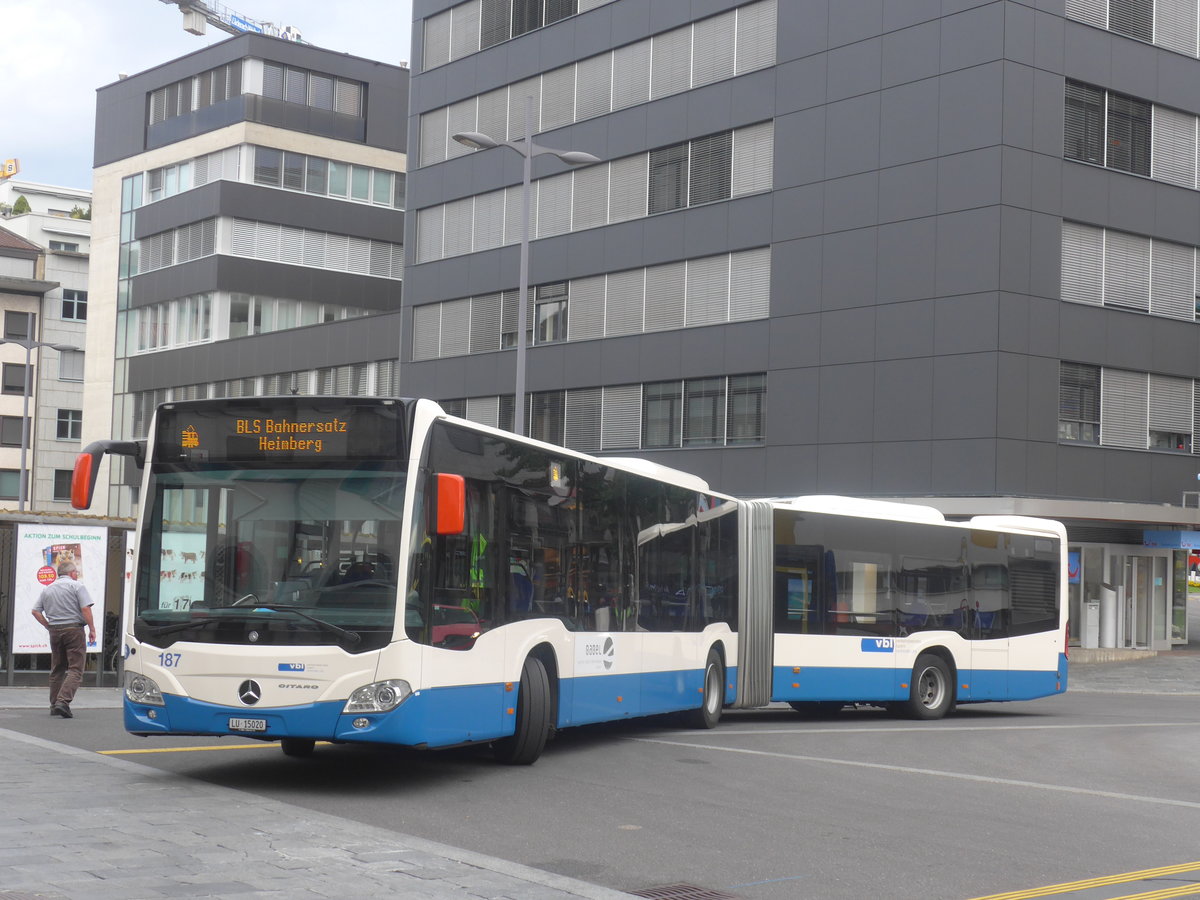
[540,64,576,132]
[1151,105,1197,189]
[1149,238,1195,320]
[1104,230,1151,311]
[1061,222,1104,306]
[564,387,602,452]
[692,10,737,88]
[644,262,686,332]
[602,384,642,450]
[605,269,645,336]
[451,0,482,60]
[1100,368,1148,449]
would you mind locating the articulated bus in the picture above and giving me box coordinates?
[72,396,1066,763]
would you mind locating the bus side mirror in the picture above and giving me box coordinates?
[434,473,466,535]
[71,440,144,510]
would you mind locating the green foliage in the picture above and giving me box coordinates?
[69,205,91,220]
[11,195,30,215]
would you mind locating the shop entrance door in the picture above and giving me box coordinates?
[1124,557,1152,648]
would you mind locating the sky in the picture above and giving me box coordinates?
[6,0,413,191]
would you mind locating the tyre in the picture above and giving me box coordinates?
[280,738,316,757]
[903,653,954,720]
[493,655,552,765]
[787,701,844,718]
[682,648,724,729]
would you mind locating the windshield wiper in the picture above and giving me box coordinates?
[144,616,225,638]
[237,602,361,645]
[142,605,360,645]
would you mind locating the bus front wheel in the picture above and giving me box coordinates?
[903,654,953,720]
[280,738,316,757]
[493,655,552,765]
[682,648,724,729]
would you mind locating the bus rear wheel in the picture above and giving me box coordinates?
[280,738,316,757]
[682,648,724,729]
[493,655,552,765]
[902,654,953,720]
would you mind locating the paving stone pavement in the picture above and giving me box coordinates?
[0,699,633,900]
[1,647,1197,900]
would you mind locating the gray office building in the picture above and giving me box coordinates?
[402,0,1200,650]
[87,34,409,518]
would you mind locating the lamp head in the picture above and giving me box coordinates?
[556,150,601,166]
[452,131,501,151]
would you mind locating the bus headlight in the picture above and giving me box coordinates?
[343,679,411,713]
[126,672,165,706]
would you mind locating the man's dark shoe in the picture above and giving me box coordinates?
[52,703,72,719]
[50,705,62,717]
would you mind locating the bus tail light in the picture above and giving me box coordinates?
[344,679,412,714]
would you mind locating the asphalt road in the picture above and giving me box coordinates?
[5,688,1199,900]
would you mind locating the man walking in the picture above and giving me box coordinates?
[31,561,96,718]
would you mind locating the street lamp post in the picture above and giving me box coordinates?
[0,337,80,512]
[453,96,600,436]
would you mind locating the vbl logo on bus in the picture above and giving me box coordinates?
[861,638,895,653]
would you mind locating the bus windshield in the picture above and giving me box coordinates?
[134,465,406,652]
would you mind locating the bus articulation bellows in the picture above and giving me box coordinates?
[74,396,1066,763]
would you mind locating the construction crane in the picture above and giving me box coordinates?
[159,0,307,43]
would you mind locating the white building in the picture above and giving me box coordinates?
[0,180,92,512]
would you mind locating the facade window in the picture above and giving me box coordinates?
[528,390,564,442]
[1106,93,1152,176]
[148,61,242,126]
[261,62,362,116]
[56,409,83,441]
[53,469,73,501]
[254,147,281,185]
[688,131,733,206]
[0,469,21,500]
[1065,82,1104,165]
[2,363,30,395]
[512,0,543,37]
[683,378,726,447]
[62,289,88,321]
[58,350,84,382]
[727,374,766,444]
[0,415,27,447]
[535,282,568,344]
[4,311,33,340]
[643,381,683,448]
[1108,0,1153,41]
[1150,431,1192,452]
[251,146,404,208]
[1064,81,1151,176]
[49,240,80,252]
[648,143,689,214]
[1059,363,1101,444]
[417,121,770,263]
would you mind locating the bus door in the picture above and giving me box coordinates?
[968,563,1008,699]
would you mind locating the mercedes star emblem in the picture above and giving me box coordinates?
[238,680,262,705]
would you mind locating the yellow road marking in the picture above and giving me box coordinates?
[968,861,1200,900]
[100,741,330,755]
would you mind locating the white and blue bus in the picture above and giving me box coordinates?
[732,497,1068,720]
[73,396,1065,763]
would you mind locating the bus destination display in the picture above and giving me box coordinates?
[156,401,403,462]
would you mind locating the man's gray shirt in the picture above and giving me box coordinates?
[34,577,94,625]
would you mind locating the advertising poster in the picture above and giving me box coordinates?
[11,524,108,656]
